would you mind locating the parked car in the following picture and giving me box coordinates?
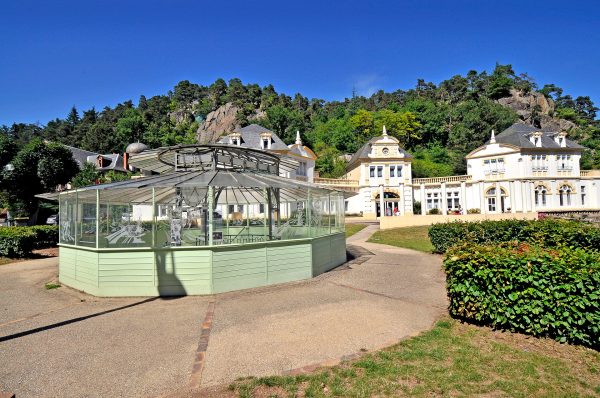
[46,214,59,225]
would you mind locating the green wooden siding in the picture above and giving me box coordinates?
[58,232,346,297]
[312,233,347,276]
[212,247,267,293]
[267,242,312,285]
[154,250,211,295]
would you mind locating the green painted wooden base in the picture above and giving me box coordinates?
[59,233,346,297]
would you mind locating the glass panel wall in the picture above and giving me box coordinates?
[59,185,346,249]
[59,192,76,245]
[97,189,153,248]
[77,191,97,248]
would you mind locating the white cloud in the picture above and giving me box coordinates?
[353,73,382,97]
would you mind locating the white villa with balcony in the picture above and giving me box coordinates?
[316,123,600,218]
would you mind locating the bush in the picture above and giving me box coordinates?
[0,227,36,257]
[0,225,59,257]
[467,208,480,214]
[444,242,600,348]
[413,201,422,215]
[29,225,59,249]
[427,208,441,215]
[428,219,600,254]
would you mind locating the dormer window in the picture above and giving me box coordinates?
[260,132,272,149]
[229,133,242,146]
[530,132,543,147]
[555,133,567,148]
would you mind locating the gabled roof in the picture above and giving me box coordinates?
[65,145,99,168]
[347,136,413,170]
[288,143,317,160]
[65,145,127,172]
[491,123,584,149]
[218,124,289,151]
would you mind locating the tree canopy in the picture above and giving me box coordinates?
[0,139,78,216]
[2,63,598,180]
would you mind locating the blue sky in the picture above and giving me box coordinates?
[1,0,599,125]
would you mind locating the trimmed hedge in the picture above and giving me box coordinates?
[444,242,600,348]
[0,225,59,258]
[29,225,59,249]
[0,227,36,257]
[428,219,600,254]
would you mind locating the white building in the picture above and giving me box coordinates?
[217,124,317,219]
[218,124,316,182]
[324,123,600,218]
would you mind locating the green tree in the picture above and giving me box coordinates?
[0,140,78,216]
[0,134,17,168]
[350,109,375,137]
[486,64,515,99]
[209,78,227,108]
[116,108,145,149]
[374,109,421,146]
[71,162,101,188]
[574,96,598,121]
[225,78,248,105]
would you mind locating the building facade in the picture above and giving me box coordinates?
[323,123,600,218]
[218,124,316,182]
[217,124,317,219]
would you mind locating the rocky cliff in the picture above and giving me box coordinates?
[195,103,266,144]
[196,103,241,144]
[497,89,576,131]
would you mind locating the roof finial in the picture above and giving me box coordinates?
[490,129,496,144]
[295,130,302,145]
[382,125,387,136]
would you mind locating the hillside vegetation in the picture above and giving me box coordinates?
[2,64,599,178]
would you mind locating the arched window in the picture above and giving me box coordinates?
[486,187,508,212]
[559,185,572,206]
[534,186,547,207]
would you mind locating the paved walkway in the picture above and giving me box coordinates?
[0,225,447,397]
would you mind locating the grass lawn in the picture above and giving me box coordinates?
[368,225,434,253]
[228,318,600,398]
[345,223,368,238]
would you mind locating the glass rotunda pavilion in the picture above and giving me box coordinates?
[49,145,351,296]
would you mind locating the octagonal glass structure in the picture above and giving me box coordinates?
[51,145,350,296]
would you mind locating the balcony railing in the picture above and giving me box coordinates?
[413,175,471,184]
[581,170,600,177]
[314,177,359,187]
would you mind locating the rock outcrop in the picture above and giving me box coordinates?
[168,109,195,125]
[195,102,266,144]
[196,103,241,144]
[497,89,577,131]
